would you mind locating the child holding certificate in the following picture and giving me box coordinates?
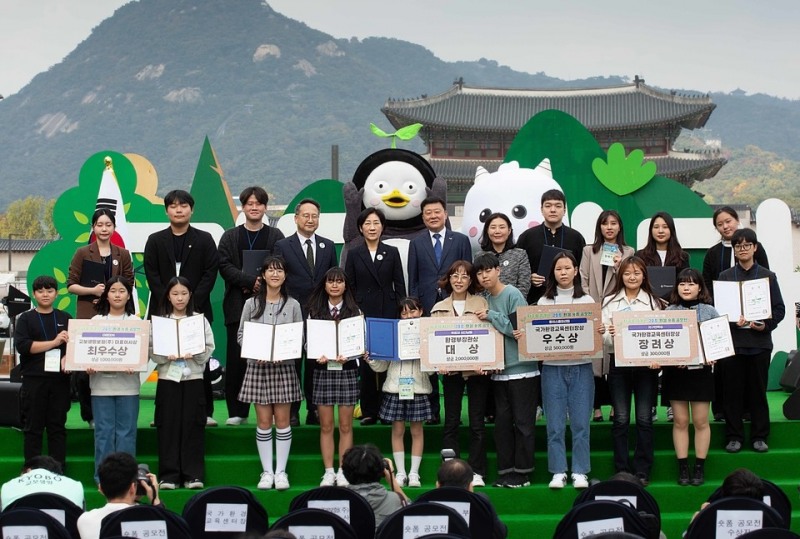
[151,276,215,490]
[473,253,534,489]
[602,256,664,486]
[430,260,490,487]
[663,268,720,486]
[237,256,303,491]
[366,297,431,488]
[717,229,784,455]
[307,267,362,487]
[88,276,140,483]
[538,252,603,490]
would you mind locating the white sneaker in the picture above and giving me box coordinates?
[159,481,176,490]
[408,472,421,487]
[572,473,589,489]
[257,471,273,490]
[536,406,544,420]
[549,473,568,489]
[225,416,246,426]
[472,473,485,487]
[395,472,408,487]
[185,479,204,489]
[274,471,290,491]
[206,416,218,427]
[335,469,349,487]
[320,470,337,487]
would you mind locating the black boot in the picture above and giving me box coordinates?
[691,460,705,486]
[677,459,690,486]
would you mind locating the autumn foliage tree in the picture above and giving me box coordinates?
[0,196,57,239]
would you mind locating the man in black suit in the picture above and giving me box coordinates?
[143,189,220,425]
[408,196,472,423]
[218,186,285,426]
[273,198,338,425]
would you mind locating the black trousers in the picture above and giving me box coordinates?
[493,377,538,475]
[427,373,440,418]
[358,361,385,420]
[155,379,205,483]
[224,324,250,419]
[21,375,71,469]
[721,351,771,443]
[72,371,93,422]
[442,374,491,476]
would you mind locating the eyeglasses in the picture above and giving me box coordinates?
[734,243,754,252]
[264,268,285,274]
[450,273,470,281]
[298,213,319,221]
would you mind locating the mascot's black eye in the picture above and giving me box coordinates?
[512,205,527,219]
[479,209,492,223]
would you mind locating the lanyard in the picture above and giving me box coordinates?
[245,227,262,251]
[37,311,58,340]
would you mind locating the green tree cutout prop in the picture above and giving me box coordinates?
[370,122,423,148]
[27,152,164,313]
[592,142,658,196]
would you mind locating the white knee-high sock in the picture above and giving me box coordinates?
[410,455,422,475]
[275,426,292,474]
[256,427,273,474]
[393,451,406,475]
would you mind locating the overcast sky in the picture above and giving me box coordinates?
[1,0,798,99]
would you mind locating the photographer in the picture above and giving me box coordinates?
[77,452,162,539]
[342,444,408,530]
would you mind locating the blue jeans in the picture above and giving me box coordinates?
[93,395,140,482]
[541,363,594,474]
[607,356,659,477]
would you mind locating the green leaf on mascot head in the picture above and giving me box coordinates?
[370,122,423,149]
[592,143,657,196]
[370,123,389,138]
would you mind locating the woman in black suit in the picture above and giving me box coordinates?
[344,208,406,425]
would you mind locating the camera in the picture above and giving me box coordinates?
[135,463,153,497]
[441,448,456,462]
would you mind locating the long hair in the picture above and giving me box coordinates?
[603,256,662,308]
[542,251,587,300]
[306,267,360,319]
[161,276,196,316]
[94,276,135,316]
[668,268,712,306]
[437,260,477,296]
[639,212,688,268]
[591,210,627,254]
[478,212,515,252]
[253,255,289,319]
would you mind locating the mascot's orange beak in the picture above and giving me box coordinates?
[382,190,410,208]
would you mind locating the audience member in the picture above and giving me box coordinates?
[342,444,408,530]
[1,455,84,510]
[77,452,161,539]
[690,468,764,523]
[436,458,508,539]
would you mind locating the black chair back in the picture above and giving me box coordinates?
[708,479,792,528]
[4,492,83,539]
[99,504,192,539]
[0,507,73,539]
[574,479,661,534]
[740,528,800,538]
[182,485,269,538]
[554,499,654,539]
[375,502,470,539]
[271,507,358,539]
[415,487,494,538]
[290,486,375,539]
[685,496,786,539]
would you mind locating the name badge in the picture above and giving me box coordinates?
[165,360,186,382]
[44,349,61,372]
[399,377,414,400]
[327,361,342,371]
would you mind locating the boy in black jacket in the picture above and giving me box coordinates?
[15,276,72,469]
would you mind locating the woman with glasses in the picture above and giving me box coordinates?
[430,261,491,487]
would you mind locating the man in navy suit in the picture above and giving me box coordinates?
[273,198,338,425]
[408,196,472,424]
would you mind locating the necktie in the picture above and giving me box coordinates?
[305,239,315,273]
[330,306,339,320]
[433,233,443,266]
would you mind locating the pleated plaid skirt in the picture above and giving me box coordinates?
[379,393,433,422]
[238,360,302,405]
[312,368,359,406]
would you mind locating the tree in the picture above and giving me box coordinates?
[0,196,58,239]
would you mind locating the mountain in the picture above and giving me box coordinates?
[0,0,797,211]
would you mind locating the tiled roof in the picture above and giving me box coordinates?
[1,239,55,251]
[383,82,715,132]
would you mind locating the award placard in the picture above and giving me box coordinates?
[612,310,699,367]
[517,303,602,361]
[65,318,150,371]
[419,315,504,372]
